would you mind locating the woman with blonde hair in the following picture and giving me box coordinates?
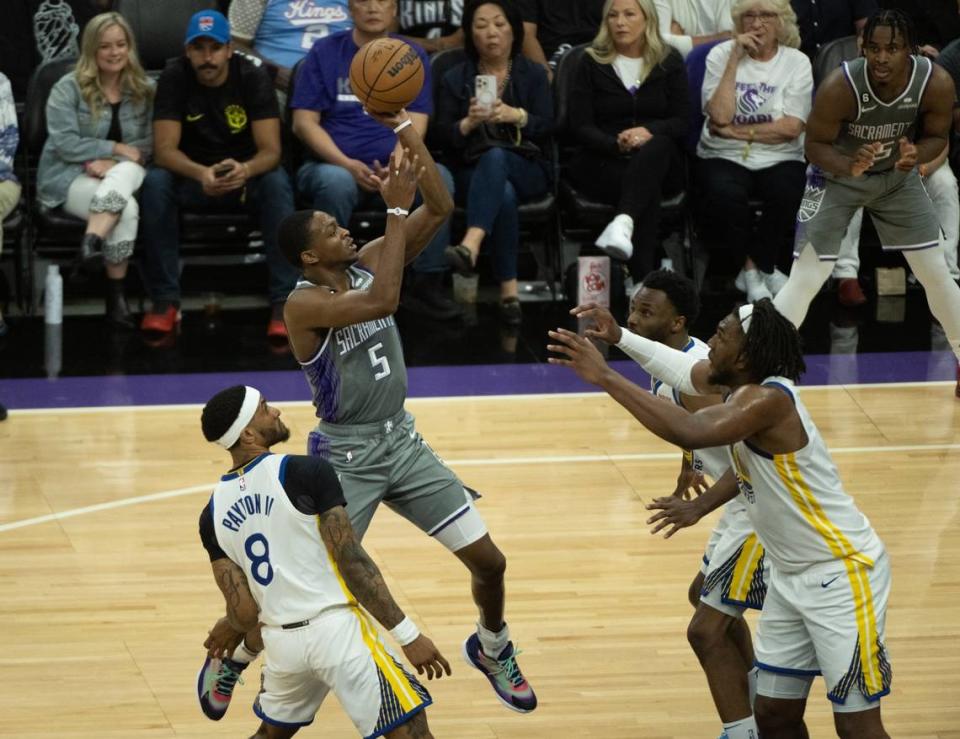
[37,11,154,327]
[568,0,688,280]
[695,0,810,301]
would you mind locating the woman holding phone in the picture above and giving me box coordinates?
[435,0,553,325]
[37,12,154,327]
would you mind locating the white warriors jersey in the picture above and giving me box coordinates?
[210,454,353,626]
[728,377,885,573]
[650,336,737,487]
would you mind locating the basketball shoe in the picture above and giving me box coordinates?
[462,633,537,713]
[197,655,247,720]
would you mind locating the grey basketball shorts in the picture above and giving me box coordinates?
[307,409,473,541]
[795,165,941,260]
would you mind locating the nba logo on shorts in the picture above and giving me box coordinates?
[199,15,214,31]
[797,168,826,223]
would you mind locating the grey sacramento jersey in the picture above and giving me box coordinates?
[295,266,408,424]
[835,56,932,172]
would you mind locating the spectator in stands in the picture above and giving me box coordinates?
[696,0,811,302]
[520,0,606,80]
[291,0,460,319]
[435,0,552,325]
[880,0,960,56]
[0,72,21,337]
[139,10,298,338]
[37,12,153,329]
[568,0,688,281]
[228,0,352,93]
[393,0,465,53]
[653,0,734,58]
[790,0,875,59]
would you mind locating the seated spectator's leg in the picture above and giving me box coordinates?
[925,163,960,281]
[487,180,519,295]
[695,157,752,268]
[753,160,806,275]
[0,179,20,329]
[831,208,866,307]
[296,161,359,229]
[458,148,512,265]
[139,167,185,315]
[90,161,147,278]
[246,167,299,312]
[63,172,110,264]
[405,163,459,320]
[620,137,677,279]
[568,152,633,260]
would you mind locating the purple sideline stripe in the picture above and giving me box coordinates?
[0,351,954,410]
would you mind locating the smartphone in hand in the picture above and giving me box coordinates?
[475,74,497,113]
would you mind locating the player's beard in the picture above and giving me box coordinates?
[268,421,291,445]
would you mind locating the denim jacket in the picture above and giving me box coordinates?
[0,73,18,184]
[37,72,154,208]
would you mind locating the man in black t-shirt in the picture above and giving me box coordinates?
[392,0,464,54]
[139,9,299,340]
[519,0,604,80]
[790,0,876,60]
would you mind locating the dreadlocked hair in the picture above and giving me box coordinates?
[640,268,700,325]
[740,299,806,383]
[862,8,916,54]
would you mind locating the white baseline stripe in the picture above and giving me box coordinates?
[7,381,955,415]
[2,443,958,534]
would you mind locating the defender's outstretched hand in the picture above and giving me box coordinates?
[547,328,610,385]
[402,634,452,680]
[570,303,622,345]
[646,496,703,539]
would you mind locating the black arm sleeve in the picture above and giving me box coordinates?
[282,456,348,516]
[199,504,228,562]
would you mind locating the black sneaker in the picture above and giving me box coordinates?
[403,272,462,320]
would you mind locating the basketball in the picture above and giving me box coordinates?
[349,38,424,114]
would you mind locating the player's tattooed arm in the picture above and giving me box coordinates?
[211,558,260,633]
[318,506,406,629]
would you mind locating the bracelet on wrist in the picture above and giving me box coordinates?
[386,207,410,217]
[393,119,413,135]
[388,616,420,646]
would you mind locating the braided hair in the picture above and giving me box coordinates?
[739,299,806,383]
[862,8,917,54]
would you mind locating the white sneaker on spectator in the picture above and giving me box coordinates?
[764,268,789,296]
[742,269,773,302]
[595,214,634,261]
[734,268,747,293]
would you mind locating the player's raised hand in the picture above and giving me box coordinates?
[850,142,882,177]
[569,303,622,345]
[646,496,703,538]
[366,107,411,132]
[547,328,611,385]
[895,137,918,172]
[672,461,708,500]
[375,147,420,212]
[402,634,452,680]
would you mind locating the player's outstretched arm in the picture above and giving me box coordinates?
[318,506,452,680]
[647,469,740,539]
[359,109,454,267]
[210,558,260,634]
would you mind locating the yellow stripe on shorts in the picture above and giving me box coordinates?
[728,534,764,602]
[775,455,883,694]
[356,609,422,712]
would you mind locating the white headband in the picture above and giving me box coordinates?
[738,304,754,335]
[215,386,262,449]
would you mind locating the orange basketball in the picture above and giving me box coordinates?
[349,38,425,114]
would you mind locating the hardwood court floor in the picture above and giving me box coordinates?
[1,385,959,738]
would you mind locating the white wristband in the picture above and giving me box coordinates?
[393,119,413,134]
[385,207,409,217]
[616,328,703,396]
[389,616,420,646]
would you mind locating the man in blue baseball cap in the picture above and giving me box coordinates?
[139,8,299,340]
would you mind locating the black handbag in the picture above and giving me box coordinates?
[463,121,542,163]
